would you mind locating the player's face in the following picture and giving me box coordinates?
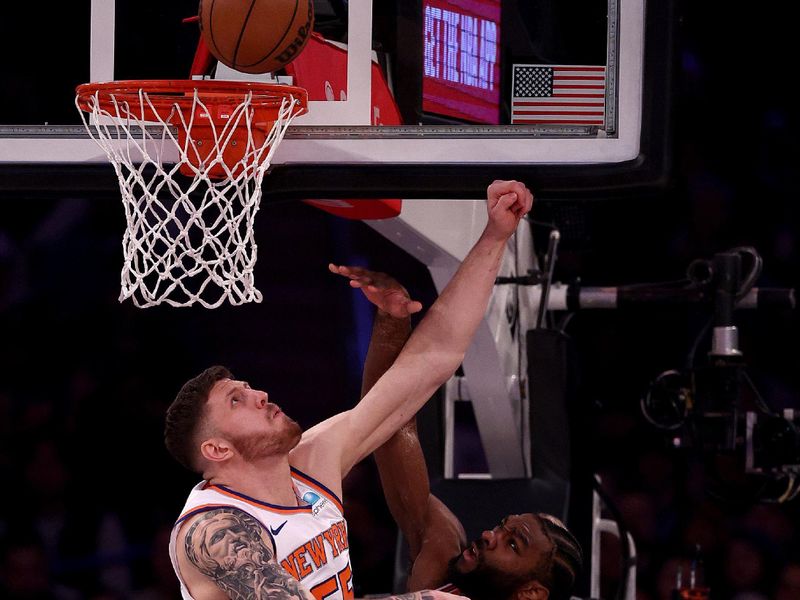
[206,378,302,460]
[449,513,553,599]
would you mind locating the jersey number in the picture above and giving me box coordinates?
[310,563,353,600]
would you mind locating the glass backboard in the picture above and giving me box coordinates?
[0,0,673,198]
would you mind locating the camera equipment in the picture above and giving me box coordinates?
[639,248,799,502]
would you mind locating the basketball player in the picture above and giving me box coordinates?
[164,180,534,600]
[342,265,583,600]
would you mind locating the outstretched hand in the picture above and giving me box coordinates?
[329,264,423,319]
[484,179,534,241]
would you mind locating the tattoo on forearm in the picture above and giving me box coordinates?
[184,508,311,600]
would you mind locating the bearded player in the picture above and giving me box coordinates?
[339,262,583,600]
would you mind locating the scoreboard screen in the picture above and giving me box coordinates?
[422,0,501,124]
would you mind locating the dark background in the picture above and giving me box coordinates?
[1,2,799,600]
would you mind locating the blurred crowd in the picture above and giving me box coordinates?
[592,408,800,600]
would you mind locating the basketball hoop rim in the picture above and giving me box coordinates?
[73,80,310,308]
[75,79,309,119]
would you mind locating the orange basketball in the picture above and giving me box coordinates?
[199,0,315,74]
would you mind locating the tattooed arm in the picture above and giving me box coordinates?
[181,507,315,600]
[179,508,468,600]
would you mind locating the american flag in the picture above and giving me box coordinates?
[511,64,606,126]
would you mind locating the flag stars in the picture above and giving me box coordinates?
[513,66,553,97]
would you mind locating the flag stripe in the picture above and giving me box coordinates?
[512,110,606,116]
[555,94,604,99]
[553,76,605,81]
[513,110,605,116]
[552,69,605,75]
[512,119,605,125]
[513,101,604,107]
[546,65,605,71]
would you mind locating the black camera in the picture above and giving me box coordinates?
[639,247,798,502]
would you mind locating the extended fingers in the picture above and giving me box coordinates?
[330,263,398,291]
[349,279,380,292]
[329,263,363,278]
[329,263,376,284]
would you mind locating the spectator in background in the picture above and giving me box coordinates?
[0,534,78,600]
[723,535,770,600]
[132,524,182,600]
[775,561,800,600]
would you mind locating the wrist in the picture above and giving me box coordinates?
[376,308,408,319]
[375,311,413,335]
[481,224,514,244]
[475,228,513,257]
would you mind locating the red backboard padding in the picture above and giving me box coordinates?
[285,34,403,220]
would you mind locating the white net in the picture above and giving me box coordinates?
[76,83,305,308]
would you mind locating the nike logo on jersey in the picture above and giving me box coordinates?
[270,520,288,536]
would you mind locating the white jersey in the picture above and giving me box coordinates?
[169,467,353,600]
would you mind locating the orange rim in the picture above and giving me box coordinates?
[75,79,308,124]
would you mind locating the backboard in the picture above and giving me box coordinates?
[0,0,673,199]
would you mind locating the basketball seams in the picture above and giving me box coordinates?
[238,0,302,69]
[206,0,236,68]
[232,0,260,69]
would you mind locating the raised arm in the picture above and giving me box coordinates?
[295,181,532,491]
[338,268,432,557]
[340,181,533,471]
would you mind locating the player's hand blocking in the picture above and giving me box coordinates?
[329,264,423,319]
[484,179,534,241]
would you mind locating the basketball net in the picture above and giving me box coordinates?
[76,81,307,308]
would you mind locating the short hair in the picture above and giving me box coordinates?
[164,365,232,473]
[536,515,583,600]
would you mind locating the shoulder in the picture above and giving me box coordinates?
[426,495,467,543]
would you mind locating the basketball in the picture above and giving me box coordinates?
[199,0,315,74]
